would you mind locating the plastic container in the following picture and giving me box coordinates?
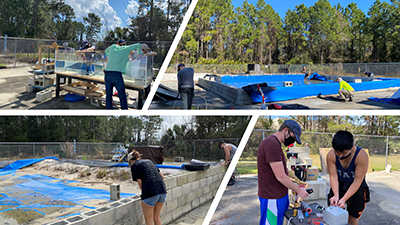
[323,206,348,225]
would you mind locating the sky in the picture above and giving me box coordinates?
[65,0,172,31]
[232,0,391,19]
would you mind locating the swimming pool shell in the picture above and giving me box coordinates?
[219,74,400,102]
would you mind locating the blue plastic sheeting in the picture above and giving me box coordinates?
[308,73,328,81]
[112,163,184,169]
[369,97,400,105]
[65,93,86,102]
[0,171,135,216]
[0,157,58,171]
[221,74,400,102]
[221,74,320,88]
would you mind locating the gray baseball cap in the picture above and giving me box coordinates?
[283,120,302,144]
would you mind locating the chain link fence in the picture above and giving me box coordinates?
[0,36,172,69]
[0,138,241,162]
[244,129,400,171]
[166,63,400,77]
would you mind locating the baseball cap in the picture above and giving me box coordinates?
[117,39,126,44]
[177,63,185,71]
[283,120,302,144]
[82,40,89,46]
[127,152,134,161]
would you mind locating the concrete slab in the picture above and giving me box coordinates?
[0,67,141,109]
[211,175,400,224]
[151,73,400,110]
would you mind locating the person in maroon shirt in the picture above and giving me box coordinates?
[257,120,309,225]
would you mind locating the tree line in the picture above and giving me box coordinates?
[243,115,400,157]
[0,115,249,144]
[174,0,400,65]
[0,0,187,47]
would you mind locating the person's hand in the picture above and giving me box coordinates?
[337,198,346,209]
[297,188,309,199]
[329,195,339,206]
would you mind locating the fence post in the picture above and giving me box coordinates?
[14,38,17,68]
[19,145,21,156]
[385,136,389,170]
[193,140,196,159]
[33,143,35,157]
[263,130,265,140]
[386,65,388,76]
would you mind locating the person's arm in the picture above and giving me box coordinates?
[177,71,182,92]
[145,51,157,56]
[327,149,340,206]
[136,178,142,190]
[222,145,232,165]
[270,161,309,199]
[337,149,369,208]
[159,171,165,180]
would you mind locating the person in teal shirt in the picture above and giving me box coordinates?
[104,39,141,109]
[337,77,355,102]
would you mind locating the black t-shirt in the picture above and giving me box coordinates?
[131,159,167,200]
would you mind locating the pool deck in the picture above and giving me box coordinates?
[151,73,400,110]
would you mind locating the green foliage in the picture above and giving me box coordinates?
[177,0,400,64]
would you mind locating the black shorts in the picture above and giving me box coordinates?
[327,181,370,219]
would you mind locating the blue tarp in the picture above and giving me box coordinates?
[221,74,400,102]
[308,73,328,81]
[0,157,58,171]
[65,93,86,102]
[369,97,400,105]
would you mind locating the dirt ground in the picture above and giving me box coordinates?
[0,159,179,225]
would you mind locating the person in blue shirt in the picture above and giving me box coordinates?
[326,131,370,225]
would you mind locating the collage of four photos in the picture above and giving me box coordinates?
[1,0,400,225]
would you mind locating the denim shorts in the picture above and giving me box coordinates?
[142,193,167,207]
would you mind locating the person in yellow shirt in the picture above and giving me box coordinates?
[337,77,355,102]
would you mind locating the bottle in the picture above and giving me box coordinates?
[305,143,308,147]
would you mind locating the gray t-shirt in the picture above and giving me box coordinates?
[178,67,194,89]
[227,144,237,162]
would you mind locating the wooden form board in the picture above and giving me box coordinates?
[60,82,103,97]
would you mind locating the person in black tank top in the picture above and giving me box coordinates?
[128,150,167,225]
[327,131,370,225]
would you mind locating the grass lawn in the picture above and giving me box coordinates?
[237,154,400,174]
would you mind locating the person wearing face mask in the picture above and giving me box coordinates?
[257,120,309,225]
[326,130,370,225]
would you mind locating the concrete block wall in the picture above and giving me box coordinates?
[47,165,227,225]
[198,78,253,105]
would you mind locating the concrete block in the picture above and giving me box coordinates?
[110,184,121,200]
[187,173,196,183]
[176,174,188,186]
[207,177,213,185]
[183,202,192,214]
[182,183,192,195]
[195,188,204,198]
[26,84,33,92]
[213,174,219,183]
[172,206,183,220]
[164,176,177,190]
[187,191,196,202]
[200,195,207,204]
[161,212,172,225]
[167,198,178,212]
[36,90,47,102]
[192,180,200,190]
[166,190,173,202]
[46,221,69,225]
[113,199,136,222]
[192,198,200,208]
[160,201,167,215]
[204,186,211,194]
[211,183,216,191]
[206,192,213,201]
[172,186,183,199]
[81,207,114,225]
[178,194,189,206]
[200,178,207,187]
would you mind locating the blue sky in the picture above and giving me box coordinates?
[232,0,391,19]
